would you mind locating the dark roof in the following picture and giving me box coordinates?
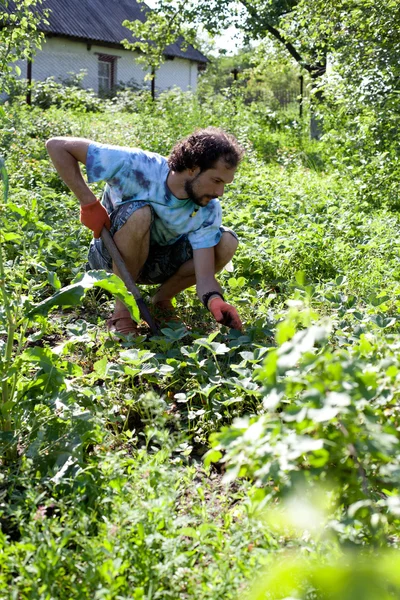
[6,0,208,63]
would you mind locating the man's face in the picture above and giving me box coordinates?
[184,159,237,207]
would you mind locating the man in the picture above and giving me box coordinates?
[46,127,244,335]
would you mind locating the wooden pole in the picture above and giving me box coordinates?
[151,67,155,101]
[26,59,32,106]
[299,74,304,119]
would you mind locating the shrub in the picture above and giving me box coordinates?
[32,73,104,112]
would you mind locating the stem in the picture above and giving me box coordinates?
[8,322,28,413]
[0,158,14,431]
[0,38,13,74]
[338,421,370,498]
[0,244,15,410]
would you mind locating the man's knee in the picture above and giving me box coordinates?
[219,230,238,256]
[115,205,152,242]
[215,230,238,268]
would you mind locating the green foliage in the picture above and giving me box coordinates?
[0,0,48,92]
[28,271,140,322]
[208,309,400,542]
[0,439,272,599]
[122,0,197,74]
[0,159,140,462]
[125,0,324,85]
[198,41,303,109]
[284,0,400,207]
[247,493,400,599]
[31,72,104,112]
[251,550,400,599]
[2,76,400,595]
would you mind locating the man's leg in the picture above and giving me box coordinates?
[152,231,238,309]
[110,206,152,319]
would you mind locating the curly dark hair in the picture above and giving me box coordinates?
[168,127,245,172]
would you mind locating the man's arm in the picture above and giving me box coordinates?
[46,137,95,206]
[193,247,242,330]
[193,247,223,302]
[46,137,110,237]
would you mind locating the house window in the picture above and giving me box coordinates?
[97,54,118,95]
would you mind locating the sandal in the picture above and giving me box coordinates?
[107,308,138,336]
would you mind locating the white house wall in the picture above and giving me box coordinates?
[14,36,198,93]
[157,58,196,92]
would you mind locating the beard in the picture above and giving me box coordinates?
[184,177,214,207]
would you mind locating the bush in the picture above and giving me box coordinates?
[32,73,104,112]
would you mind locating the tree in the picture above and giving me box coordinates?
[197,41,301,110]
[121,0,326,82]
[121,0,326,136]
[292,0,400,205]
[0,0,48,93]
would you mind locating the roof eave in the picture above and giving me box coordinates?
[42,30,209,63]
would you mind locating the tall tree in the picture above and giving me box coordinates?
[292,0,400,205]
[122,0,327,136]
[122,0,326,81]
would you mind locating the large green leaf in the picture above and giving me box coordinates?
[26,270,140,323]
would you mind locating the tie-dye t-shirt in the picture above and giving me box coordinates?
[86,142,222,249]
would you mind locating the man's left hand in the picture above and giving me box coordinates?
[208,297,243,330]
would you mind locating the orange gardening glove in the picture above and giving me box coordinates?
[80,199,111,238]
[208,297,243,330]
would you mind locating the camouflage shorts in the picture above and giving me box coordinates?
[87,200,238,285]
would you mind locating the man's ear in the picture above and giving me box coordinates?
[187,166,201,178]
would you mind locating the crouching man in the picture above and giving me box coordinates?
[46,127,244,335]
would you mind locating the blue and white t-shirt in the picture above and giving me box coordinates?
[86,142,222,249]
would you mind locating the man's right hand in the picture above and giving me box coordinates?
[208,297,243,330]
[80,199,111,238]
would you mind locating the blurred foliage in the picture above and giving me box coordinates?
[251,550,400,599]
[247,492,400,599]
[198,40,303,109]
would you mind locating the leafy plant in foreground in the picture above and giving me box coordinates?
[0,157,140,462]
[207,307,400,545]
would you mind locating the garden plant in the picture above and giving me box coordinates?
[1,48,400,598]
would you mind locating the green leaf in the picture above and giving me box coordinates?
[48,270,61,291]
[178,527,198,538]
[369,314,396,328]
[369,293,390,307]
[211,342,230,355]
[278,326,327,371]
[159,364,174,375]
[26,271,140,323]
[93,356,108,377]
[2,232,21,242]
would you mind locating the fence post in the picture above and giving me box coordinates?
[299,74,304,119]
[151,67,156,101]
[26,59,32,106]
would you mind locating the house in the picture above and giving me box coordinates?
[8,0,208,95]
